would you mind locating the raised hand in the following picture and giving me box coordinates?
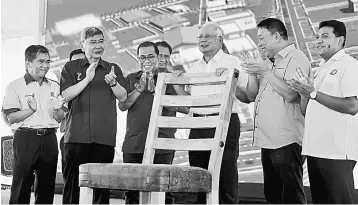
[104,66,117,86]
[85,61,98,83]
[287,67,314,96]
[238,50,268,75]
[27,93,37,112]
[50,92,64,110]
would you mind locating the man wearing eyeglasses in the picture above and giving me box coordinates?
[118,41,186,204]
[60,27,127,204]
[174,22,250,204]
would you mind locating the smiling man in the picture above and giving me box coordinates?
[118,41,178,204]
[60,27,127,204]
[2,45,65,204]
[242,18,311,204]
[288,20,358,204]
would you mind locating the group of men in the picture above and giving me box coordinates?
[2,17,357,205]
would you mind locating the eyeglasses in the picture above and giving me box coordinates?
[138,55,157,62]
[87,39,106,46]
[158,54,170,60]
[197,34,219,40]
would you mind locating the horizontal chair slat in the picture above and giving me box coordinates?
[153,138,214,151]
[164,72,227,85]
[157,116,219,129]
[190,107,221,115]
[161,94,223,107]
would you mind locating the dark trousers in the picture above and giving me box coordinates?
[9,129,58,204]
[307,156,356,204]
[188,113,240,204]
[261,143,306,204]
[62,143,115,204]
[123,152,175,204]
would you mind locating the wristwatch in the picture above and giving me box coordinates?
[110,81,117,87]
[310,90,317,100]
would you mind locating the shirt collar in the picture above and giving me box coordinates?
[318,49,346,66]
[80,57,107,69]
[200,49,225,64]
[274,44,296,60]
[24,72,49,85]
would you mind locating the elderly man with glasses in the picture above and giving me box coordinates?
[60,27,127,204]
[174,22,250,204]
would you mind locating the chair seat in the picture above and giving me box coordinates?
[79,163,212,192]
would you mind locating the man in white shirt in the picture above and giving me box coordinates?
[288,20,358,204]
[175,22,250,204]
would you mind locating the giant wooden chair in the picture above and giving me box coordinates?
[79,69,239,204]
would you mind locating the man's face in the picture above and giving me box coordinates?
[257,28,277,58]
[71,53,85,61]
[81,34,105,60]
[27,53,50,79]
[138,46,158,73]
[157,46,171,70]
[315,26,343,58]
[198,25,222,54]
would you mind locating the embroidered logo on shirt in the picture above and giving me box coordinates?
[76,72,82,80]
[329,69,338,75]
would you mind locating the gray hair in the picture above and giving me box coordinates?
[80,27,104,41]
[201,22,224,37]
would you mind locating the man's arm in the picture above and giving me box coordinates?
[267,56,311,103]
[110,83,127,102]
[236,85,251,103]
[61,62,97,102]
[315,93,358,116]
[299,95,310,116]
[7,109,34,124]
[118,89,141,111]
[246,74,260,102]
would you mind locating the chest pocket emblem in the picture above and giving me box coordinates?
[77,72,82,80]
[329,69,337,75]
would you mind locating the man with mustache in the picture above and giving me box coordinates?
[118,41,185,204]
[288,20,358,204]
[2,45,65,204]
[241,18,311,203]
[60,27,127,204]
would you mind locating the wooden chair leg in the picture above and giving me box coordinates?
[140,191,151,204]
[140,191,165,204]
[150,192,165,204]
[207,189,219,204]
[80,187,94,204]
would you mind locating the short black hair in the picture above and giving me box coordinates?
[155,41,172,55]
[81,27,104,41]
[69,49,85,60]
[25,45,49,62]
[319,20,346,47]
[257,18,288,40]
[137,41,159,55]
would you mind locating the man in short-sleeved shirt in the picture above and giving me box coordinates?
[243,18,310,204]
[118,41,177,204]
[60,27,127,204]
[2,45,65,204]
[288,20,358,204]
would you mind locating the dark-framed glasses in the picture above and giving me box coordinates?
[138,55,157,62]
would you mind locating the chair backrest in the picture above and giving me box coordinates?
[142,68,239,184]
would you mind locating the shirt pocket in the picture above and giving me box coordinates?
[274,67,286,79]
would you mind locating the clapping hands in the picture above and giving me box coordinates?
[238,50,269,75]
